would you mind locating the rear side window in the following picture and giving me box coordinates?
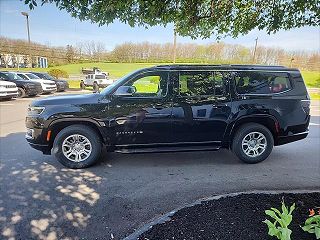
[235,71,291,94]
[179,71,226,97]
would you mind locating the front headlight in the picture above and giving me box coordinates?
[27,106,45,115]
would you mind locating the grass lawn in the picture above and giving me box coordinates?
[309,92,320,100]
[301,71,320,88]
[1,62,319,90]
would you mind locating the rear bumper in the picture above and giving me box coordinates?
[276,131,309,145]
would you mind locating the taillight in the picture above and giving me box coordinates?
[301,100,310,115]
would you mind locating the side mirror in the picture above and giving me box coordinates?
[114,86,136,97]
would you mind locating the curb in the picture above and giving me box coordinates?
[123,189,320,240]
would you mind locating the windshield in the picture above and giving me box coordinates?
[3,72,23,80]
[26,73,40,79]
[100,70,139,95]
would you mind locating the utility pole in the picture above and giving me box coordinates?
[290,57,295,67]
[21,12,32,68]
[252,37,258,64]
[173,28,177,64]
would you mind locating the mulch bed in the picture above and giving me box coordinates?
[138,192,320,240]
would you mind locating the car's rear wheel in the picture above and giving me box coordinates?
[53,125,102,168]
[232,123,274,164]
[93,82,99,92]
[17,87,26,98]
[80,81,85,90]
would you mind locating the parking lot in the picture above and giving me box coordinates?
[0,92,319,240]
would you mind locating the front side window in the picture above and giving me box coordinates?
[235,71,291,94]
[26,73,39,79]
[179,71,226,97]
[125,72,168,97]
[18,74,28,80]
[95,75,106,79]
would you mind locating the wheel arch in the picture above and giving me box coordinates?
[47,118,107,147]
[225,114,279,148]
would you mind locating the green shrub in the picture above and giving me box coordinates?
[48,69,69,79]
[301,209,320,239]
[263,201,295,240]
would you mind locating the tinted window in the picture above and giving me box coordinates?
[179,71,226,97]
[26,73,39,79]
[18,74,28,80]
[0,72,8,80]
[235,71,291,94]
[3,72,23,80]
[95,75,106,79]
[125,72,168,97]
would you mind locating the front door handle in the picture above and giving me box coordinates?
[152,104,164,110]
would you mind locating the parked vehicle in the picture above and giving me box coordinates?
[0,71,43,97]
[15,72,57,94]
[80,73,113,92]
[0,80,18,100]
[31,72,69,92]
[26,65,310,168]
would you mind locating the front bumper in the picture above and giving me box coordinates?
[26,86,43,96]
[0,91,18,98]
[56,83,69,91]
[27,140,51,155]
[26,116,52,154]
[42,87,57,93]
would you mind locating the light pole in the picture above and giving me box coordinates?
[21,12,32,68]
[252,37,258,64]
[173,28,177,64]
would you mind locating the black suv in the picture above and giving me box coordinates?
[0,71,43,97]
[31,72,69,92]
[26,65,310,168]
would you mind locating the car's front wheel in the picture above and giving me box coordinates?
[53,125,102,168]
[232,123,274,164]
[17,87,26,98]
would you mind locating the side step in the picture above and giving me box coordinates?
[115,145,220,154]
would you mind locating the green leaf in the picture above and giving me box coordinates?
[282,201,289,215]
[315,227,320,239]
[280,228,292,240]
[302,224,316,233]
[265,210,281,222]
[289,203,295,214]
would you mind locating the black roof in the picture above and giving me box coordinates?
[151,64,298,71]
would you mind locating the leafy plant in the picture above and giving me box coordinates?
[263,201,295,240]
[301,208,320,239]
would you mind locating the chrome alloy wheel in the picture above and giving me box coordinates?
[241,131,267,158]
[62,134,92,162]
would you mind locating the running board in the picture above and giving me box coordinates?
[115,145,221,154]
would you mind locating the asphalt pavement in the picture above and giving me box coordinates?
[0,92,319,240]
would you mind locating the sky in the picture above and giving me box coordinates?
[0,0,319,52]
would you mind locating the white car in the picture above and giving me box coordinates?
[80,73,113,91]
[0,80,18,100]
[15,72,57,94]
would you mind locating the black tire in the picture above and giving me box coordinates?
[52,125,102,168]
[17,87,26,98]
[80,81,85,90]
[232,123,274,164]
[93,82,99,92]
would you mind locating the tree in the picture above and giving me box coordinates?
[25,0,319,39]
[66,44,75,63]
